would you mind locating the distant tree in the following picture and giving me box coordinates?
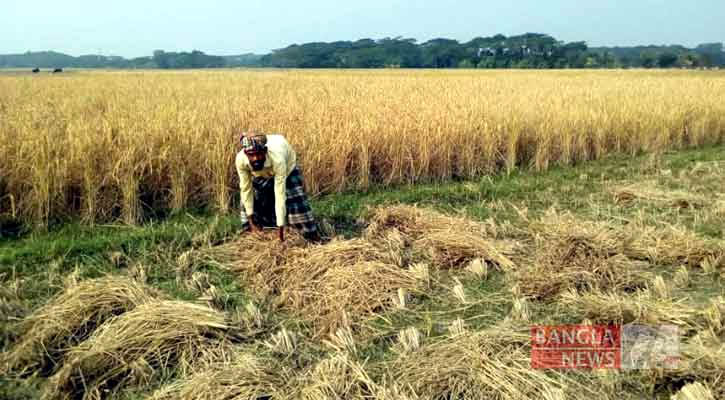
[153,50,169,69]
[640,52,657,68]
[657,53,679,68]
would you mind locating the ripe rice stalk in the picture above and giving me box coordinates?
[4,71,725,226]
[148,351,288,400]
[1,276,158,377]
[43,300,236,400]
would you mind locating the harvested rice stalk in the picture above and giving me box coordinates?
[281,260,423,336]
[364,204,515,242]
[297,353,379,400]
[624,223,725,268]
[651,276,671,299]
[264,327,298,356]
[558,289,722,334]
[396,327,423,353]
[148,351,287,400]
[44,301,236,400]
[2,276,158,377]
[323,325,357,355]
[255,238,397,298]
[466,258,489,279]
[673,266,690,288]
[671,382,715,400]
[415,229,516,270]
[520,212,650,299]
[387,324,601,400]
[658,331,725,400]
[611,181,706,209]
[451,279,467,304]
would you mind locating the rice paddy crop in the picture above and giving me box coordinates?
[2,69,725,226]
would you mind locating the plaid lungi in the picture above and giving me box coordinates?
[240,166,318,235]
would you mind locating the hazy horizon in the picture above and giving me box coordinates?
[3,0,724,58]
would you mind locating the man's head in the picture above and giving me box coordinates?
[240,132,268,171]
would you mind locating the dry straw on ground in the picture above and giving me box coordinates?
[624,222,725,268]
[558,289,724,335]
[364,205,518,270]
[148,351,287,400]
[660,329,724,400]
[519,210,651,300]
[612,181,707,209]
[296,353,379,400]
[203,205,519,336]
[385,323,611,400]
[671,382,716,400]
[43,301,236,400]
[1,276,158,376]
[205,230,422,336]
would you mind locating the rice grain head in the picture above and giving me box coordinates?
[670,382,715,400]
[673,266,690,288]
[465,258,488,280]
[264,327,298,356]
[397,327,422,353]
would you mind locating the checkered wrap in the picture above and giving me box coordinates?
[240,166,318,235]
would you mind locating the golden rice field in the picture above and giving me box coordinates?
[1,69,725,226]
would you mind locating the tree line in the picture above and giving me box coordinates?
[2,34,722,69]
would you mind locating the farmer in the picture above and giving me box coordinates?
[235,131,320,242]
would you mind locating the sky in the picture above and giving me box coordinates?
[2,0,724,57]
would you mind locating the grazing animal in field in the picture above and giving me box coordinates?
[32,68,40,73]
[52,68,63,73]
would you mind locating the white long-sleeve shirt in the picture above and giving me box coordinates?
[235,134,297,227]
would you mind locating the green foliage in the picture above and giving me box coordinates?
[3,37,722,70]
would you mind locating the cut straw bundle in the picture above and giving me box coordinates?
[611,181,706,209]
[624,223,725,268]
[44,301,234,400]
[558,290,724,334]
[364,205,518,270]
[520,211,650,299]
[2,276,158,376]
[148,351,287,400]
[386,324,606,400]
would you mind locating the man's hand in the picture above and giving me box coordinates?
[279,226,285,242]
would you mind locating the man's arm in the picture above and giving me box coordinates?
[273,161,287,228]
[235,154,255,225]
